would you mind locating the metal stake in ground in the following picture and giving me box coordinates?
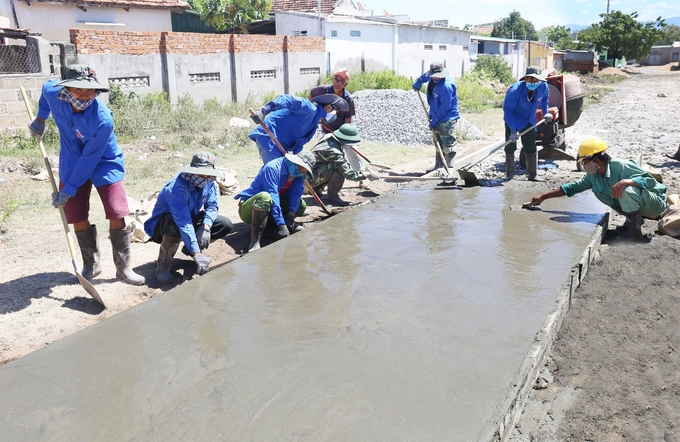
[248,108,335,216]
[20,87,106,308]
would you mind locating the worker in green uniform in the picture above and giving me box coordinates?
[307,124,379,206]
[530,138,667,241]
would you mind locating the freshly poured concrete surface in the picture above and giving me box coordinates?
[0,186,605,441]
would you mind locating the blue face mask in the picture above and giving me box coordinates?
[286,160,305,178]
[526,81,540,91]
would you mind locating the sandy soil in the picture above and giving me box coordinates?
[1,65,679,441]
[507,65,680,441]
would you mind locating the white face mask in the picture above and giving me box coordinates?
[325,110,337,123]
[583,160,599,175]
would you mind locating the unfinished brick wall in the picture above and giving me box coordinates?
[69,30,324,55]
[70,30,162,55]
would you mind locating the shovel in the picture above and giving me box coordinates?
[318,121,392,170]
[20,87,106,308]
[248,109,337,216]
[457,119,547,187]
[411,78,455,180]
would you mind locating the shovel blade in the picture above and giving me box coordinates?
[457,168,481,187]
[539,146,576,161]
[72,259,106,308]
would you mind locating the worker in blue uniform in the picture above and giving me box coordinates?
[503,66,552,181]
[235,151,316,252]
[28,64,145,286]
[144,152,233,285]
[249,93,348,164]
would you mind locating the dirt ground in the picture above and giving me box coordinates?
[1,65,680,440]
[508,64,680,441]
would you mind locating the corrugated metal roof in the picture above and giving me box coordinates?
[31,0,190,12]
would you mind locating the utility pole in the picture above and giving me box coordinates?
[606,0,610,14]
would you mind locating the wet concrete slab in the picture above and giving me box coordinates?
[0,185,606,441]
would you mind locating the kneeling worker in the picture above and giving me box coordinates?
[235,151,316,252]
[144,152,233,284]
[308,124,379,206]
[529,138,666,240]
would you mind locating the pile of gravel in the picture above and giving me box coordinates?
[351,89,487,146]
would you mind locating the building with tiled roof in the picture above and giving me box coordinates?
[0,0,190,41]
[271,0,355,14]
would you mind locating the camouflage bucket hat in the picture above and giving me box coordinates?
[523,65,546,82]
[57,65,109,92]
[180,152,225,178]
[285,151,316,175]
[426,61,450,79]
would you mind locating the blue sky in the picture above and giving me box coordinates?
[357,0,679,29]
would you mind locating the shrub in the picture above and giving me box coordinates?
[473,55,515,86]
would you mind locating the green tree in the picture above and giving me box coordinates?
[543,24,578,50]
[656,24,680,45]
[188,0,271,32]
[585,10,666,60]
[473,55,514,85]
[491,11,538,41]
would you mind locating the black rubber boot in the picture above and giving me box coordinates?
[666,144,680,161]
[444,151,457,168]
[110,228,145,286]
[505,153,515,179]
[74,224,102,280]
[526,152,543,181]
[248,208,268,252]
[619,211,645,240]
[325,171,350,206]
[426,152,444,173]
[156,234,181,285]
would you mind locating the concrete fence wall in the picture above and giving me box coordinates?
[0,30,325,130]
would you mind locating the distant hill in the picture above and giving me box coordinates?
[663,16,680,26]
[565,24,589,32]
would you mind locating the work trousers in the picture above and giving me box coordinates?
[504,123,537,155]
[433,119,458,155]
[255,138,286,165]
[237,192,306,225]
[150,211,233,244]
[596,187,667,219]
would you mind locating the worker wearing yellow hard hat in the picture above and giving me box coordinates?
[529,138,667,241]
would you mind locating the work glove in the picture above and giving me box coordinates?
[28,118,46,140]
[193,253,212,275]
[365,168,380,181]
[284,213,302,234]
[509,131,519,143]
[51,191,70,208]
[543,113,554,123]
[196,225,211,250]
[412,85,420,92]
[250,108,265,125]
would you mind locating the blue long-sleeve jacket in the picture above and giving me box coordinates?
[503,80,549,133]
[36,80,125,197]
[144,173,219,255]
[234,157,304,226]
[249,94,326,154]
[412,74,460,127]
